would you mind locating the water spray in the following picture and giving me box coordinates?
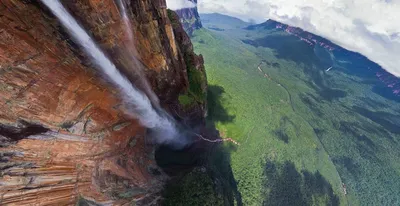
[40,0,188,148]
[116,0,160,106]
[40,0,239,149]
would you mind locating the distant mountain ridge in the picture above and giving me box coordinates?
[174,0,202,36]
[200,13,250,29]
[198,12,399,98]
[245,20,336,51]
[199,13,399,98]
[245,19,400,98]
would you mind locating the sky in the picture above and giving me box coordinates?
[166,0,196,10]
[166,0,400,77]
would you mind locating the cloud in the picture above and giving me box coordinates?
[197,0,400,77]
[166,0,196,10]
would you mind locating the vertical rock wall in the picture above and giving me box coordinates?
[0,0,206,205]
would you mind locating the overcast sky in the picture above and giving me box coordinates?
[166,0,400,77]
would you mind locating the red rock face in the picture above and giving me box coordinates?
[0,0,205,205]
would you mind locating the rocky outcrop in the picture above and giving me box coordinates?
[168,10,207,125]
[0,0,206,205]
[174,0,202,36]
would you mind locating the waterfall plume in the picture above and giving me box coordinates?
[40,0,189,148]
[116,0,160,106]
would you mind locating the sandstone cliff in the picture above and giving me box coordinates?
[174,0,202,36]
[0,0,206,205]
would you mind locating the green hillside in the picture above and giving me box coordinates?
[187,14,400,206]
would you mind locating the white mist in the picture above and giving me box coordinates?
[116,0,160,106]
[40,0,187,148]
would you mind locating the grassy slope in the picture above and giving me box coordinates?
[192,28,347,205]
[192,15,400,205]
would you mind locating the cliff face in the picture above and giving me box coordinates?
[174,0,202,36]
[0,0,206,205]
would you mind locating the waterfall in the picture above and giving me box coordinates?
[116,0,159,106]
[40,0,186,148]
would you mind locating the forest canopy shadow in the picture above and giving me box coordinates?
[243,35,347,102]
[161,85,241,205]
[207,85,236,124]
[242,34,319,69]
[162,128,243,205]
[372,85,400,103]
[274,116,299,144]
[353,106,400,134]
[207,142,243,205]
[262,160,339,206]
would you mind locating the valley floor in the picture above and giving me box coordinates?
[184,16,400,206]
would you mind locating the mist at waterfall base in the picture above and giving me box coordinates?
[41,0,193,149]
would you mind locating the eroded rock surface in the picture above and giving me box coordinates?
[0,0,206,205]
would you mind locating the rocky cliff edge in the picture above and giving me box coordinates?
[0,0,206,205]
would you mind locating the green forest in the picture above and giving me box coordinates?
[164,14,400,206]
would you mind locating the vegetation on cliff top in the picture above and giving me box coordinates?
[167,9,207,107]
[167,9,180,27]
[177,54,207,107]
